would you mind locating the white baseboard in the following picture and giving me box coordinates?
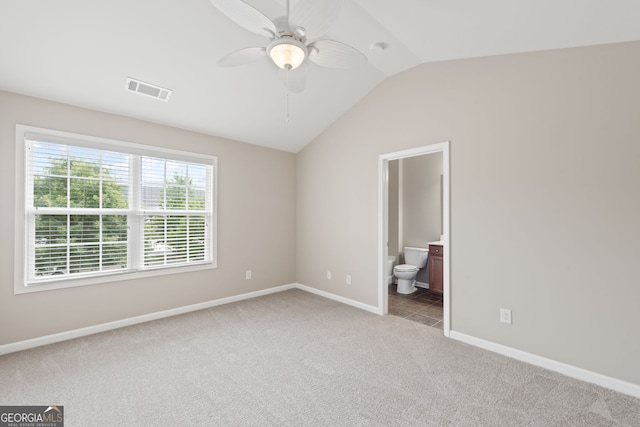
[449,331,640,399]
[0,284,296,356]
[294,283,380,315]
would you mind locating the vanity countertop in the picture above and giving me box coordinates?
[427,240,444,246]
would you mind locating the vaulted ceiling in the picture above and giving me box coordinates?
[1,0,639,152]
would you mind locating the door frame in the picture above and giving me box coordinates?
[377,141,451,336]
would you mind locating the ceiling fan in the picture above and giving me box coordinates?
[209,0,367,93]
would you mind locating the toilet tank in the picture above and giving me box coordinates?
[403,247,429,268]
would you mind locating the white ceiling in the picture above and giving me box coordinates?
[1,0,639,153]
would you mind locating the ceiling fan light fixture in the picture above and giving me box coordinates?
[268,38,307,70]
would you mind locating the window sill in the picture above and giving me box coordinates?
[15,262,217,295]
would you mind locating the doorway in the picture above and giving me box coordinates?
[377,142,450,336]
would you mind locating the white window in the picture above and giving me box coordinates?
[15,125,217,294]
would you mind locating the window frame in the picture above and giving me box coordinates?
[14,124,218,294]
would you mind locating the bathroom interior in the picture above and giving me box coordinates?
[387,152,444,329]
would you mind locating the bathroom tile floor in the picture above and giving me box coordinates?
[388,284,443,329]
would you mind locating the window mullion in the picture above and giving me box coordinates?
[163,215,168,264]
[185,163,189,210]
[206,163,214,261]
[66,214,71,277]
[129,154,142,271]
[186,214,190,262]
[99,152,103,272]
[66,151,71,275]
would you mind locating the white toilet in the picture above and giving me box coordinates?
[393,247,429,294]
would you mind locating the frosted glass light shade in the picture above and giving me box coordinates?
[268,39,307,70]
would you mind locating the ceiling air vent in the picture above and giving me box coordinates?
[125,77,172,101]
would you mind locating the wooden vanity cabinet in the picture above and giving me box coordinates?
[428,244,443,295]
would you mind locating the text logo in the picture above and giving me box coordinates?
[0,406,64,427]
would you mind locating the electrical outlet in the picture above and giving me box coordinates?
[346,274,352,285]
[245,270,252,280]
[500,308,512,324]
[326,271,332,280]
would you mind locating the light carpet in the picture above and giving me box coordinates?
[1,289,639,426]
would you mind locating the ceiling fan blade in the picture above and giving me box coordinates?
[219,47,266,67]
[308,39,367,69]
[279,62,307,93]
[288,0,344,40]
[209,0,276,37]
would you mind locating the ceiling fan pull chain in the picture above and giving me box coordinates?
[286,90,290,124]
[285,67,290,124]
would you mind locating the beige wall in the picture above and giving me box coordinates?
[402,153,443,248]
[0,90,296,345]
[296,42,640,385]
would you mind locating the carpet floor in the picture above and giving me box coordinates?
[1,289,639,426]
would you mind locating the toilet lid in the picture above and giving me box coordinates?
[394,264,418,272]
